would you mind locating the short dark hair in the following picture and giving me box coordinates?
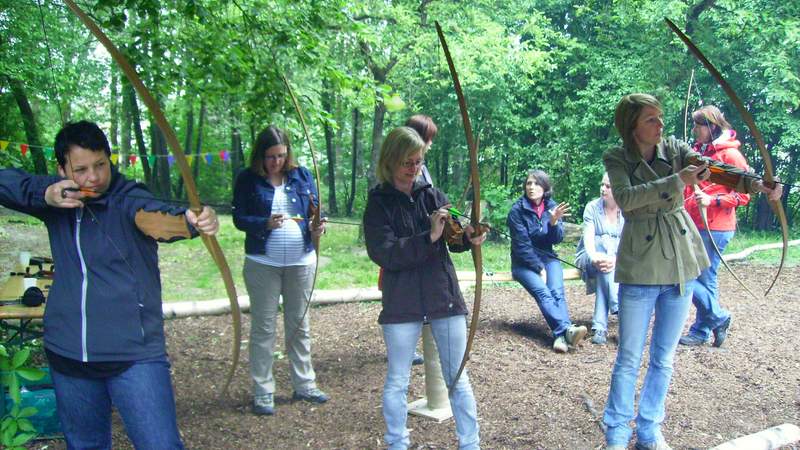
[404,114,438,143]
[54,121,111,168]
[249,125,297,177]
[525,169,553,200]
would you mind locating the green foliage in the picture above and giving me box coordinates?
[0,344,45,450]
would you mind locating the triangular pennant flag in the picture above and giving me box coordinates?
[148,155,156,166]
[205,153,213,165]
[167,155,175,167]
[20,144,29,156]
[111,154,119,164]
[44,147,54,159]
[219,150,228,162]
[187,155,194,166]
[129,155,138,166]
[0,140,8,151]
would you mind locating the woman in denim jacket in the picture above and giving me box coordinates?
[232,125,328,416]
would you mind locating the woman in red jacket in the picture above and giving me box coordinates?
[679,105,749,348]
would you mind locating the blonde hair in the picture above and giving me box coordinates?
[614,93,662,149]
[376,127,426,184]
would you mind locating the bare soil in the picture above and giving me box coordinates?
[3,207,799,449]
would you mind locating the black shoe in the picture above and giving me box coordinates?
[292,388,329,404]
[412,351,424,365]
[713,316,731,348]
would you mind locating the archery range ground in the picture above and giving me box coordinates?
[2,209,798,449]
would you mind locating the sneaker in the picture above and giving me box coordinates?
[712,316,731,348]
[412,351,424,365]
[566,325,588,346]
[553,335,568,353]
[591,330,607,345]
[678,334,707,346]
[292,387,329,404]
[252,394,274,416]
[635,439,673,450]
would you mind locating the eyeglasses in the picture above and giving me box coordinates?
[400,159,425,169]
[265,153,288,161]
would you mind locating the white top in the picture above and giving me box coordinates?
[246,183,315,267]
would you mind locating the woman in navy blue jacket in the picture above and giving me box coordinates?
[0,121,219,450]
[507,169,587,353]
[232,125,327,416]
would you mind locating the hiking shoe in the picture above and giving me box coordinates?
[292,387,329,404]
[591,330,607,345]
[566,325,588,346]
[678,334,707,346]
[635,439,673,450]
[253,394,274,416]
[553,335,568,353]
[712,316,731,348]
[412,351,424,365]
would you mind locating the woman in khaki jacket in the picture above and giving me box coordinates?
[600,94,782,450]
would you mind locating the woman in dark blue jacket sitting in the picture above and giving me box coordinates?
[507,169,587,353]
[232,125,327,416]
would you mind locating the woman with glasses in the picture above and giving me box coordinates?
[679,105,749,348]
[601,94,781,449]
[232,124,328,416]
[507,169,588,353]
[363,126,485,450]
[575,172,624,345]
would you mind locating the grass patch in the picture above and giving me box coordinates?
[155,216,796,301]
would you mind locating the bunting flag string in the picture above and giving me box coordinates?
[0,138,232,165]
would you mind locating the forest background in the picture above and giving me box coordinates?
[2,0,799,237]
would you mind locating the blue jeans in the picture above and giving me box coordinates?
[688,230,734,339]
[512,259,572,337]
[382,316,479,450]
[603,284,691,446]
[50,355,184,450]
[585,265,619,332]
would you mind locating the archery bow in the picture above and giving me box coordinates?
[280,72,324,346]
[435,21,483,392]
[666,17,789,297]
[683,68,758,300]
[64,0,242,396]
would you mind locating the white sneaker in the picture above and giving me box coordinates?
[553,335,568,353]
[566,325,588,346]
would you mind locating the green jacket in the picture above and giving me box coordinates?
[603,136,756,291]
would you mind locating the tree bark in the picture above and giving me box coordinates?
[109,69,119,148]
[175,98,194,199]
[231,126,244,191]
[367,101,386,191]
[321,80,339,215]
[347,108,362,216]
[192,99,206,182]
[7,77,47,174]
[128,84,152,185]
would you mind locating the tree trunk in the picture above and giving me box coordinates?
[175,98,194,199]
[7,77,47,174]
[109,69,119,148]
[321,81,338,215]
[231,126,245,189]
[367,101,386,191]
[192,99,206,182]
[128,85,152,185]
[347,108,362,216]
[120,79,132,169]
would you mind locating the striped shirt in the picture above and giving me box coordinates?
[246,184,315,267]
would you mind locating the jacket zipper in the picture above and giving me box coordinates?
[75,209,89,362]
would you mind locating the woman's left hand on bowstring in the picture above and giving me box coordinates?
[186,206,220,236]
[464,224,487,246]
[311,217,327,238]
[754,178,784,202]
